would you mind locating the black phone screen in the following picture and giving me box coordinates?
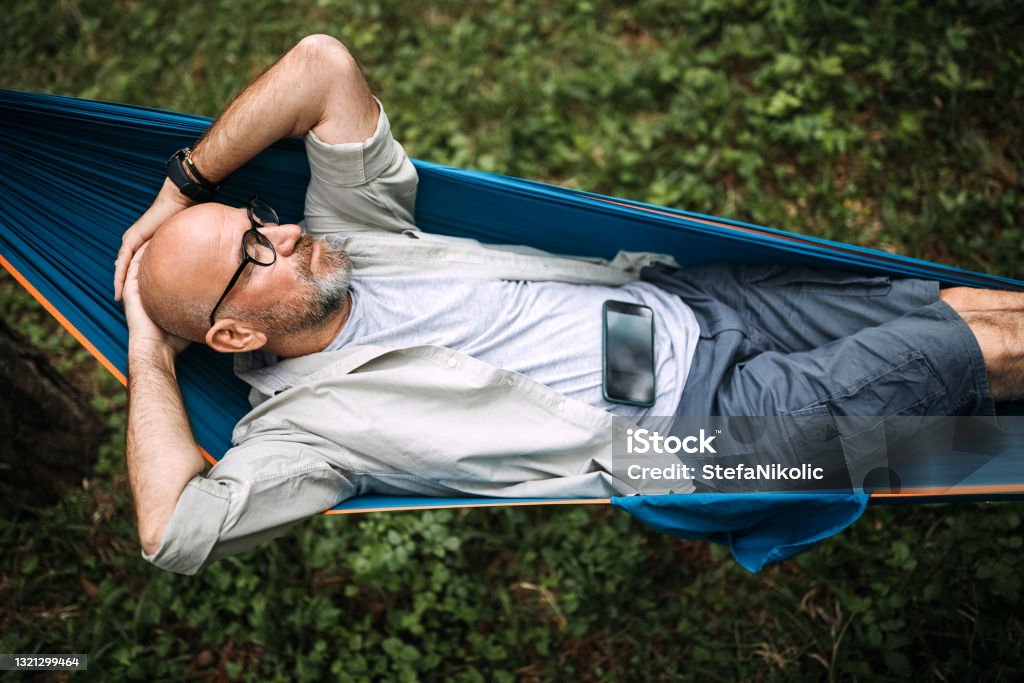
[602,300,656,407]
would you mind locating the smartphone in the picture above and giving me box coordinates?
[602,300,656,407]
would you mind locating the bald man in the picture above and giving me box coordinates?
[118,35,1024,574]
[138,202,354,357]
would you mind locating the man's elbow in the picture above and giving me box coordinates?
[138,523,165,558]
[294,34,358,73]
[135,504,174,557]
[137,520,208,576]
[131,475,230,574]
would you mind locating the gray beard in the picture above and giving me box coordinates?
[235,234,353,335]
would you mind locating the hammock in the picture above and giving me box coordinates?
[2,90,1022,571]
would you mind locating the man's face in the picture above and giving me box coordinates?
[141,203,353,342]
[211,207,353,335]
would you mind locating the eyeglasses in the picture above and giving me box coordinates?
[208,196,279,326]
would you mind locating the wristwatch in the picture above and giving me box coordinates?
[165,147,220,202]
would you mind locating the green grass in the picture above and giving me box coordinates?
[1,0,1023,680]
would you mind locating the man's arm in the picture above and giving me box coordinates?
[122,244,204,555]
[124,247,355,568]
[113,33,379,299]
[127,342,204,555]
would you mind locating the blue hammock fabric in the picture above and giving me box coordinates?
[1,90,1021,571]
[615,493,870,572]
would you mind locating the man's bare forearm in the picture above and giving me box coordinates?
[127,340,206,555]
[188,34,376,183]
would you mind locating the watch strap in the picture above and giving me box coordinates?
[166,147,219,202]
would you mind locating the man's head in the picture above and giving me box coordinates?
[138,202,352,353]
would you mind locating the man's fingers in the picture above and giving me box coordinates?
[113,232,146,301]
[114,244,136,301]
[121,243,189,355]
[125,242,148,283]
[116,239,148,301]
[114,255,129,302]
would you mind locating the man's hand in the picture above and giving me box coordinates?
[122,242,191,356]
[114,178,194,301]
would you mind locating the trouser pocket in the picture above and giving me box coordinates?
[742,264,893,297]
[783,351,954,491]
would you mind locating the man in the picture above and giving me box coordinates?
[116,35,1023,575]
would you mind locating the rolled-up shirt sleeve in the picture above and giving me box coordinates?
[302,98,419,236]
[141,441,355,575]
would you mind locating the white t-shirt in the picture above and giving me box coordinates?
[327,274,700,419]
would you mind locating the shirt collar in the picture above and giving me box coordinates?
[233,345,400,399]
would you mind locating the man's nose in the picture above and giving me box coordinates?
[262,224,302,257]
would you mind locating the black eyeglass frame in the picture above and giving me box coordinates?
[208,196,279,327]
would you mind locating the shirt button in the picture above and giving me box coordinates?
[447,357,457,368]
[557,402,566,412]
[505,377,514,386]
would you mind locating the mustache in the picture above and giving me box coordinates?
[292,235,350,279]
[293,235,316,274]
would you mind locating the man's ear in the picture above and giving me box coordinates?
[205,318,268,353]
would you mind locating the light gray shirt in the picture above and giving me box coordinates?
[327,274,697,421]
[143,102,697,575]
